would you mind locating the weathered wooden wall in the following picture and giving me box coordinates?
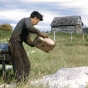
[51,25,82,33]
[51,26,75,33]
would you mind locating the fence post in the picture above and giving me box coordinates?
[70,32,73,42]
[53,29,56,41]
[82,33,84,41]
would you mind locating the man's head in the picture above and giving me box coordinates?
[30,11,43,25]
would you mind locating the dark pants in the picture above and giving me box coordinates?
[9,40,31,83]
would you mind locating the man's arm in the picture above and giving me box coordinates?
[24,38,34,47]
[26,26,48,38]
[25,18,48,38]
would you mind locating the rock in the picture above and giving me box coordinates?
[31,66,88,88]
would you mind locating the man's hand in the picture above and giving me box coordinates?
[40,32,48,38]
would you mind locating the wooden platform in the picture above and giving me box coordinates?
[0,43,12,80]
[0,54,12,80]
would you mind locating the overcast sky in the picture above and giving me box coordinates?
[0,0,88,32]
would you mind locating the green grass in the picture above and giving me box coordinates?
[0,31,88,87]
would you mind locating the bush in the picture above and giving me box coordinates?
[0,23,12,31]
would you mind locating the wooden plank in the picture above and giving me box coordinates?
[2,60,6,80]
[0,53,12,80]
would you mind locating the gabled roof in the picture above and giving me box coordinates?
[51,16,83,26]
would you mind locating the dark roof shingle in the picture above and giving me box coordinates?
[51,16,82,26]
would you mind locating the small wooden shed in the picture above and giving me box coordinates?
[50,16,83,34]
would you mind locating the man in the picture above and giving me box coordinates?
[9,11,48,83]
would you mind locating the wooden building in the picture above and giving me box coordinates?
[50,16,83,34]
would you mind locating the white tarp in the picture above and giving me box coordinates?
[31,66,88,88]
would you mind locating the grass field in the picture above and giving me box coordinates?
[0,30,88,87]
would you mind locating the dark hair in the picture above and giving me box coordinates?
[30,11,43,21]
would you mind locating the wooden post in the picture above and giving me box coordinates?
[2,60,6,76]
[2,54,6,80]
[53,29,56,41]
[82,33,84,41]
[70,32,72,42]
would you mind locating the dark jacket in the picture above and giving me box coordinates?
[10,17,41,46]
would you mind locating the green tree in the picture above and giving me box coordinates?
[0,23,12,31]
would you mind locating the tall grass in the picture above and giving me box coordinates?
[0,31,88,88]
